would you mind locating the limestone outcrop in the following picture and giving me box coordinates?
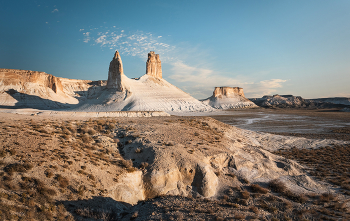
[213,87,244,98]
[0,69,63,94]
[202,86,257,109]
[107,51,124,91]
[146,51,162,79]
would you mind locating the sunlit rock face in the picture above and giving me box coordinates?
[146,51,162,79]
[213,87,244,98]
[107,51,124,91]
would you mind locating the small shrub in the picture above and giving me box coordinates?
[78,185,86,195]
[108,124,116,130]
[120,159,133,168]
[140,162,149,169]
[0,149,6,158]
[5,163,34,173]
[87,129,95,135]
[55,174,69,188]
[135,148,142,153]
[250,206,259,214]
[9,149,17,156]
[82,135,92,143]
[241,190,250,199]
[234,213,246,220]
[131,211,138,220]
[269,179,286,193]
[226,173,236,179]
[45,169,54,178]
[319,192,336,202]
[251,184,268,194]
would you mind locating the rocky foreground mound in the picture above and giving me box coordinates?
[0,113,349,220]
[250,94,350,109]
[201,87,257,109]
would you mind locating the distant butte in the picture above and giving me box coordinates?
[202,86,257,109]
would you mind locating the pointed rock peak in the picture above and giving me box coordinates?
[146,51,162,79]
[114,51,121,59]
[107,51,124,91]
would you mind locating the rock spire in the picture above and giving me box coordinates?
[107,51,124,91]
[146,51,162,79]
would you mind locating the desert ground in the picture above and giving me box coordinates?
[0,108,349,220]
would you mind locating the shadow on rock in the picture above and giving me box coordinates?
[58,196,132,221]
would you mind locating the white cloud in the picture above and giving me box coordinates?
[45,22,48,24]
[158,36,162,38]
[51,8,58,13]
[79,29,84,32]
[169,61,287,99]
[83,32,91,43]
[81,27,175,60]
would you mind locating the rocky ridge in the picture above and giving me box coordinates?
[250,94,350,109]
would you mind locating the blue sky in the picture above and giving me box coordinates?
[1,0,349,99]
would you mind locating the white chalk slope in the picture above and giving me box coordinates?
[0,69,215,113]
[202,93,257,109]
[71,74,214,112]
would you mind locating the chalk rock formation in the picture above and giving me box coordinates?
[0,51,215,113]
[146,51,162,79]
[213,87,244,98]
[111,170,145,204]
[202,86,257,109]
[0,69,63,94]
[107,51,124,91]
[0,69,88,109]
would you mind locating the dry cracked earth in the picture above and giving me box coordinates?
[0,109,350,220]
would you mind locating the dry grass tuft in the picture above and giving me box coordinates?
[268,179,286,193]
[251,184,269,194]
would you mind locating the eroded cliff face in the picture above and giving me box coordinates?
[107,51,124,91]
[146,51,162,79]
[213,87,244,98]
[0,69,63,94]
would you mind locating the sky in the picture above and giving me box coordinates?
[1,0,349,99]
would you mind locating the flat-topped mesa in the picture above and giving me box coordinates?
[146,51,162,79]
[213,87,244,98]
[107,51,124,91]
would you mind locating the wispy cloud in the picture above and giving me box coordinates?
[80,27,175,60]
[83,32,91,43]
[51,8,58,13]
